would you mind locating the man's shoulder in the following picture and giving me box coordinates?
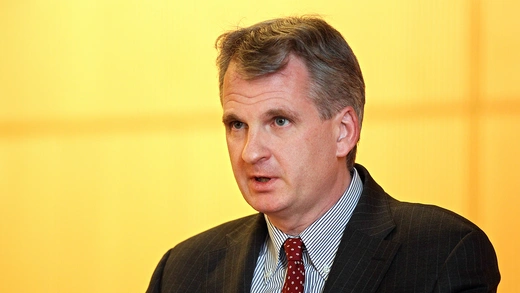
[171,213,264,253]
[146,214,266,292]
[355,164,484,236]
[390,200,482,234]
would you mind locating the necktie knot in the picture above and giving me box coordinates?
[283,237,304,261]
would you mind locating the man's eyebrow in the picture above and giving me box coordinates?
[222,107,301,125]
[264,108,301,122]
[222,113,240,125]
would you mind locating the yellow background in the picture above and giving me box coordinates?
[1,0,519,292]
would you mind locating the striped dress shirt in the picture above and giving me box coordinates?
[250,168,363,293]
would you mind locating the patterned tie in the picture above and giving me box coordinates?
[282,237,305,293]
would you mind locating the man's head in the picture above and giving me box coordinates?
[216,16,365,170]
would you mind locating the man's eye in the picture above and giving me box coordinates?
[231,121,245,129]
[274,117,289,126]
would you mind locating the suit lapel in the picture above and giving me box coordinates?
[323,165,401,293]
[205,214,267,293]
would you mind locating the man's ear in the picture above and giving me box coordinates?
[335,106,360,157]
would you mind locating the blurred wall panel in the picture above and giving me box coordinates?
[478,1,520,291]
[0,0,518,292]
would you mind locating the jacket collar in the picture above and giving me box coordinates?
[323,164,400,293]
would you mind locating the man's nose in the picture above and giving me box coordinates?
[241,128,270,164]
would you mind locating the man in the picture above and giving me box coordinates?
[146,16,500,292]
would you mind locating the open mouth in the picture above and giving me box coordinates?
[255,177,271,182]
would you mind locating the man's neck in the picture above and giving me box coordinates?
[267,172,352,235]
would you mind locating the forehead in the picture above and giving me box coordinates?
[222,56,313,107]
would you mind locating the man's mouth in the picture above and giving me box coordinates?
[255,177,271,182]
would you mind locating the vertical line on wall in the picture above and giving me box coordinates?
[467,0,482,223]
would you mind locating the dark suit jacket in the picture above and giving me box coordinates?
[146,164,500,292]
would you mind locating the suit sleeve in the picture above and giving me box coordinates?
[145,249,172,293]
[434,229,500,293]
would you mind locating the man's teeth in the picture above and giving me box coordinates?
[255,177,270,182]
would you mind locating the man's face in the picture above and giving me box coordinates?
[222,56,352,230]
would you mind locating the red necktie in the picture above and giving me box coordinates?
[282,237,305,293]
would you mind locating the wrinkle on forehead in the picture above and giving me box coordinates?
[223,93,288,107]
[223,75,291,100]
[222,56,309,100]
